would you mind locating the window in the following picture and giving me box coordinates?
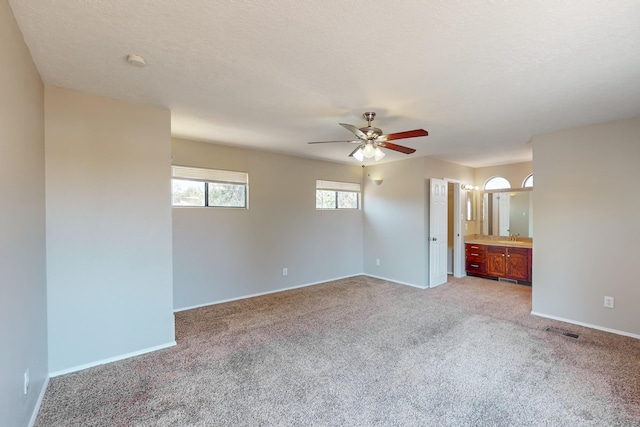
[316,180,360,209]
[484,176,511,190]
[522,174,533,188]
[172,166,248,208]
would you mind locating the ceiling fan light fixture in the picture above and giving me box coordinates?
[362,143,376,158]
[374,147,385,161]
[352,148,364,162]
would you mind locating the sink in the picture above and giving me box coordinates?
[496,240,528,245]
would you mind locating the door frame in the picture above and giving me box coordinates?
[445,178,465,278]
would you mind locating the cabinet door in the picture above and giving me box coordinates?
[506,248,530,281]
[486,246,506,277]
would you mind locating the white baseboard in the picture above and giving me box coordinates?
[27,376,50,427]
[364,274,428,289]
[49,341,177,378]
[531,311,640,340]
[174,274,363,312]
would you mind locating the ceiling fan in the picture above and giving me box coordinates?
[308,112,428,161]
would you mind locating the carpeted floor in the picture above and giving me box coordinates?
[35,275,640,426]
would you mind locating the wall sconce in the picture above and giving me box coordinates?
[368,174,384,185]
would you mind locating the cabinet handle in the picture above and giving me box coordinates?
[471,246,479,249]
[502,254,505,257]
[471,253,479,256]
[507,254,511,257]
[471,264,479,268]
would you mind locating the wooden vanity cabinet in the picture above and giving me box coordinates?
[467,243,532,284]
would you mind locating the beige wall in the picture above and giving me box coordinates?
[362,156,475,287]
[363,157,427,287]
[474,161,533,189]
[0,1,48,425]
[172,138,364,309]
[532,116,640,337]
[45,87,175,374]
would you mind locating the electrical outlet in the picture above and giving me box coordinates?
[282,268,288,276]
[604,296,614,309]
[24,369,29,395]
[376,259,380,266]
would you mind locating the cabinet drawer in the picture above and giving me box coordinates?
[466,250,485,262]
[466,261,486,274]
[507,247,529,256]
[465,244,486,261]
[487,245,506,255]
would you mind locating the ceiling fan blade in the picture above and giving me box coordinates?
[348,146,362,157]
[378,129,428,142]
[378,141,416,154]
[307,140,359,144]
[339,123,367,140]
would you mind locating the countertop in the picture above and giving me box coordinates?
[465,238,533,249]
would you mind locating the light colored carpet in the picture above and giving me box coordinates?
[35,275,640,426]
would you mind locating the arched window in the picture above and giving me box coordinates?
[523,174,533,188]
[484,176,511,190]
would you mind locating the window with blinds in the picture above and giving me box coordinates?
[172,166,248,208]
[316,180,361,209]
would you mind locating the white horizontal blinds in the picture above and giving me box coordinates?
[316,180,361,192]
[172,166,248,184]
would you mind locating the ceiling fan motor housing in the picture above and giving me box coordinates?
[360,126,383,140]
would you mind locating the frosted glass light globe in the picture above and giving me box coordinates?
[363,143,375,158]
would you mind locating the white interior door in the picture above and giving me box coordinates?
[429,178,448,288]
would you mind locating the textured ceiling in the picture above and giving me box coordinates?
[9,0,640,167]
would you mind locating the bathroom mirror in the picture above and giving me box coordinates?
[482,189,532,237]
[465,190,475,221]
